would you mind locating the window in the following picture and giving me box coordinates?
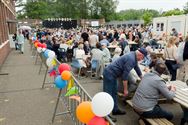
[161,23,164,31]
[156,23,160,31]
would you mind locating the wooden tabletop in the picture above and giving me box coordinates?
[128,41,138,45]
[169,80,188,108]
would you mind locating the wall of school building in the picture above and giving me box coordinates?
[0,0,16,67]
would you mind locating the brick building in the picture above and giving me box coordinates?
[0,0,16,66]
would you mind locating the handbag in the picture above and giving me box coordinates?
[165,47,180,70]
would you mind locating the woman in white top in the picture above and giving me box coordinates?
[164,36,178,81]
[75,43,87,68]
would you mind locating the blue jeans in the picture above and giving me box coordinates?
[103,69,118,112]
[141,105,173,120]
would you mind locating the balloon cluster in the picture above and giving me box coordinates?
[76,92,114,125]
[54,63,71,89]
[33,39,72,90]
[33,40,47,53]
[33,40,56,68]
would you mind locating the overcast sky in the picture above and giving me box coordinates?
[117,0,188,12]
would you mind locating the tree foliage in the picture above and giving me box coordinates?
[162,8,184,16]
[114,9,159,21]
[16,1,188,22]
[142,12,153,26]
[184,2,188,14]
[17,0,117,21]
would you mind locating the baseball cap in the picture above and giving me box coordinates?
[138,47,148,57]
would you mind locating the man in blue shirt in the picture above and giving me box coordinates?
[103,48,147,115]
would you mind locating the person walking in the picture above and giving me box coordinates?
[17,30,25,54]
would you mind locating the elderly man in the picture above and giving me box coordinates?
[103,47,147,115]
[132,62,176,122]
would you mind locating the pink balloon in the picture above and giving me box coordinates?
[88,116,107,125]
[58,63,71,74]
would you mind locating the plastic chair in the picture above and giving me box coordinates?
[90,59,99,78]
[71,58,84,79]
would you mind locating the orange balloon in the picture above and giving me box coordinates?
[61,71,72,80]
[76,101,95,124]
[34,42,39,48]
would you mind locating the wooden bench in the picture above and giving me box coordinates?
[126,100,174,125]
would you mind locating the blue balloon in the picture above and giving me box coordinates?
[55,75,67,89]
[44,49,50,58]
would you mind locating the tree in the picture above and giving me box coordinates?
[162,8,184,16]
[142,12,153,26]
[114,9,159,21]
[24,1,49,19]
[16,0,118,21]
[184,2,188,14]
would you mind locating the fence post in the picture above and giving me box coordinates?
[52,89,62,123]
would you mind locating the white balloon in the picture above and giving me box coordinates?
[91,92,114,117]
[37,47,42,53]
[46,58,54,67]
[42,48,46,52]
[48,51,56,58]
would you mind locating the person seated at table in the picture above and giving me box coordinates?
[157,37,166,48]
[101,43,111,63]
[112,47,122,62]
[132,62,176,121]
[111,38,119,46]
[131,35,142,51]
[91,42,105,78]
[59,39,69,52]
[100,35,110,46]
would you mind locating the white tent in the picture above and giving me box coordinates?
[19,26,32,30]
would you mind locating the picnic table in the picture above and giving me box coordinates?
[131,64,169,81]
[128,41,138,45]
[169,80,188,108]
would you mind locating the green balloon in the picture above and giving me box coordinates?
[65,86,78,97]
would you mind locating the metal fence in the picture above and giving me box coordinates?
[31,47,115,125]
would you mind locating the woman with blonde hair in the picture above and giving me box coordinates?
[164,36,178,81]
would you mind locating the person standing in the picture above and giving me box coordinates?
[17,30,25,54]
[12,33,18,50]
[103,48,147,115]
[164,36,178,81]
[181,35,188,83]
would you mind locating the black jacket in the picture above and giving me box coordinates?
[183,42,188,61]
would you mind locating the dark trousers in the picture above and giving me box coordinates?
[165,60,177,81]
[141,105,173,120]
[103,69,118,112]
[181,107,188,125]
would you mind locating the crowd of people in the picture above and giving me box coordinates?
[14,26,188,124]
